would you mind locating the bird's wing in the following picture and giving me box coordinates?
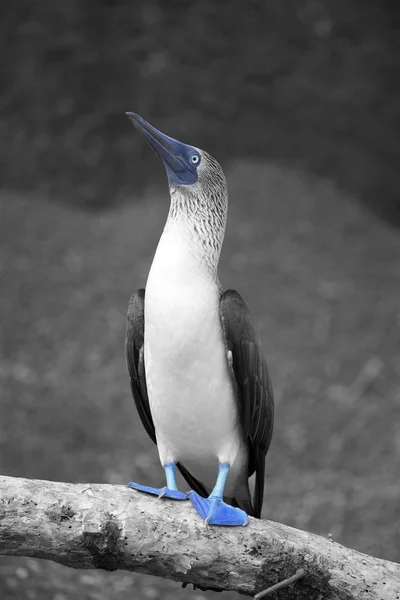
[125,289,208,497]
[125,289,156,443]
[219,289,274,518]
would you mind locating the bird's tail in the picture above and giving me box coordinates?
[230,480,255,517]
[177,462,209,497]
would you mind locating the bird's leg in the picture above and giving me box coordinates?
[188,462,248,526]
[128,462,188,500]
[157,462,187,499]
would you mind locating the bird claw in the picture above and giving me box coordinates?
[128,485,249,526]
[189,492,249,526]
[127,482,188,500]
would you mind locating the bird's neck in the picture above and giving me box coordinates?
[160,185,227,279]
[149,221,218,288]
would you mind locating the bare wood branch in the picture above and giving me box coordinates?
[0,475,399,599]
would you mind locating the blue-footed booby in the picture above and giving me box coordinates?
[125,113,274,526]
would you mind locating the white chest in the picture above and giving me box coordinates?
[143,225,241,470]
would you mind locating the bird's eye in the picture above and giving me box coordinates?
[190,154,200,165]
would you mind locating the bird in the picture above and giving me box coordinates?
[125,113,274,526]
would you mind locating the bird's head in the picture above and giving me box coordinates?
[127,113,228,270]
[126,113,226,201]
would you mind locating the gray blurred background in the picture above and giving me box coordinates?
[0,1,399,599]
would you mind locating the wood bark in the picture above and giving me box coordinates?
[0,475,398,599]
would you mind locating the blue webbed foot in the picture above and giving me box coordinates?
[189,492,249,526]
[127,482,188,500]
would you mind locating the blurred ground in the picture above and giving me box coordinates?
[1,160,400,599]
[1,0,400,223]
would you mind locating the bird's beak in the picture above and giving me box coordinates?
[126,112,195,184]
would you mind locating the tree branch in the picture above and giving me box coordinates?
[0,475,398,599]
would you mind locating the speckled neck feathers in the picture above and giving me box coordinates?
[165,151,228,278]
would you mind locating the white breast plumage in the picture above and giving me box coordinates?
[144,222,244,491]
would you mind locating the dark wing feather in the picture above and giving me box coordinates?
[125,289,156,443]
[220,289,274,518]
[125,289,208,496]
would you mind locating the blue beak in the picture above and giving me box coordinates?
[126,113,198,185]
